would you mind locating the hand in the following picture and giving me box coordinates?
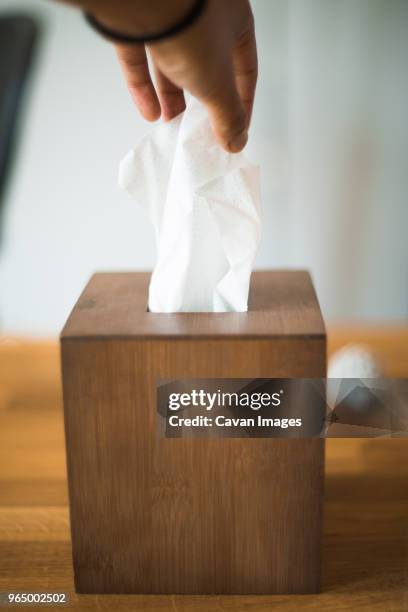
[89,0,257,153]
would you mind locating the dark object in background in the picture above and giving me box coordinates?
[0,14,38,240]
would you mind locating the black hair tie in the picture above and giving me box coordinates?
[84,0,207,45]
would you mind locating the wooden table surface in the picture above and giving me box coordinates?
[0,326,407,611]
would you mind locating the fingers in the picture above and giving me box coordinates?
[115,44,161,121]
[232,15,258,124]
[195,0,256,152]
[113,14,256,153]
[200,62,248,153]
[115,45,185,123]
[154,68,186,121]
[204,18,257,154]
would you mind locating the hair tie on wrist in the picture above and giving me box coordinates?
[84,0,207,45]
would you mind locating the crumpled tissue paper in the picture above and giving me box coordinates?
[118,99,261,312]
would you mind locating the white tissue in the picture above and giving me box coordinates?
[118,99,261,312]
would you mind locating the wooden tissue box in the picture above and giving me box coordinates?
[61,270,326,594]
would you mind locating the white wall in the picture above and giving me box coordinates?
[0,0,407,335]
[288,0,408,321]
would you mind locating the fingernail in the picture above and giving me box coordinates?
[228,130,248,153]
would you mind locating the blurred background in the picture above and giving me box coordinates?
[0,0,407,335]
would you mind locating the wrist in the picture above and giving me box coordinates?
[85,0,195,38]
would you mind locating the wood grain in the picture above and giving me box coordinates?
[61,271,326,594]
[0,329,407,609]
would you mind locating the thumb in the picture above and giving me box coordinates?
[201,68,248,153]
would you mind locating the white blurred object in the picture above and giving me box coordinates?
[119,99,261,313]
[328,344,383,407]
[328,344,382,379]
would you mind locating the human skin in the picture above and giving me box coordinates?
[58,0,257,152]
